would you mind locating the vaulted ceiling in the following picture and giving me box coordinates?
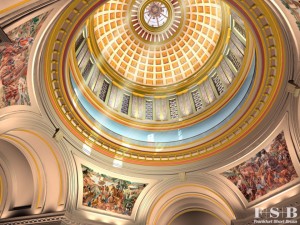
[0,0,300,224]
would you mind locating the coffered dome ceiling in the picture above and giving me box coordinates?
[93,0,224,86]
[45,0,285,166]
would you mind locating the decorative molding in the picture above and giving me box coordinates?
[61,219,84,225]
[0,213,66,225]
[0,212,113,225]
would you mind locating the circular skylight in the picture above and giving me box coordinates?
[143,1,168,28]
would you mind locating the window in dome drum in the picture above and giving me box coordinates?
[145,100,153,120]
[191,89,203,111]
[169,98,179,119]
[227,50,241,71]
[234,21,246,39]
[99,80,109,102]
[76,40,87,61]
[121,94,130,114]
[211,74,225,95]
[75,32,85,52]
[82,60,93,80]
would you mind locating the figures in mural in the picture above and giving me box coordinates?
[0,42,29,106]
[222,131,298,202]
[82,165,147,216]
[0,13,49,108]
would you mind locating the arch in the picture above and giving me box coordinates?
[145,183,235,225]
[0,117,68,219]
[170,210,225,225]
[0,139,35,218]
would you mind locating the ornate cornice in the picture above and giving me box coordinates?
[0,213,65,225]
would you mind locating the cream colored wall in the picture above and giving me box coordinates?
[0,0,300,224]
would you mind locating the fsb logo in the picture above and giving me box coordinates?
[255,207,298,219]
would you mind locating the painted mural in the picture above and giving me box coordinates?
[82,165,147,216]
[222,131,298,202]
[280,0,300,29]
[0,12,49,108]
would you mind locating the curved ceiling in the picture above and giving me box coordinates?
[67,1,255,151]
[93,0,223,86]
[1,1,299,225]
[44,0,285,166]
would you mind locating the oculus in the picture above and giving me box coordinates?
[143,1,168,28]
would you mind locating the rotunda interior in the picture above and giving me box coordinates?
[0,0,300,224]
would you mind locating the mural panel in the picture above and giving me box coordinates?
[82,165,147,216]
[280,0,300,29]
[0,12,49,108]
[222,131,298,202]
